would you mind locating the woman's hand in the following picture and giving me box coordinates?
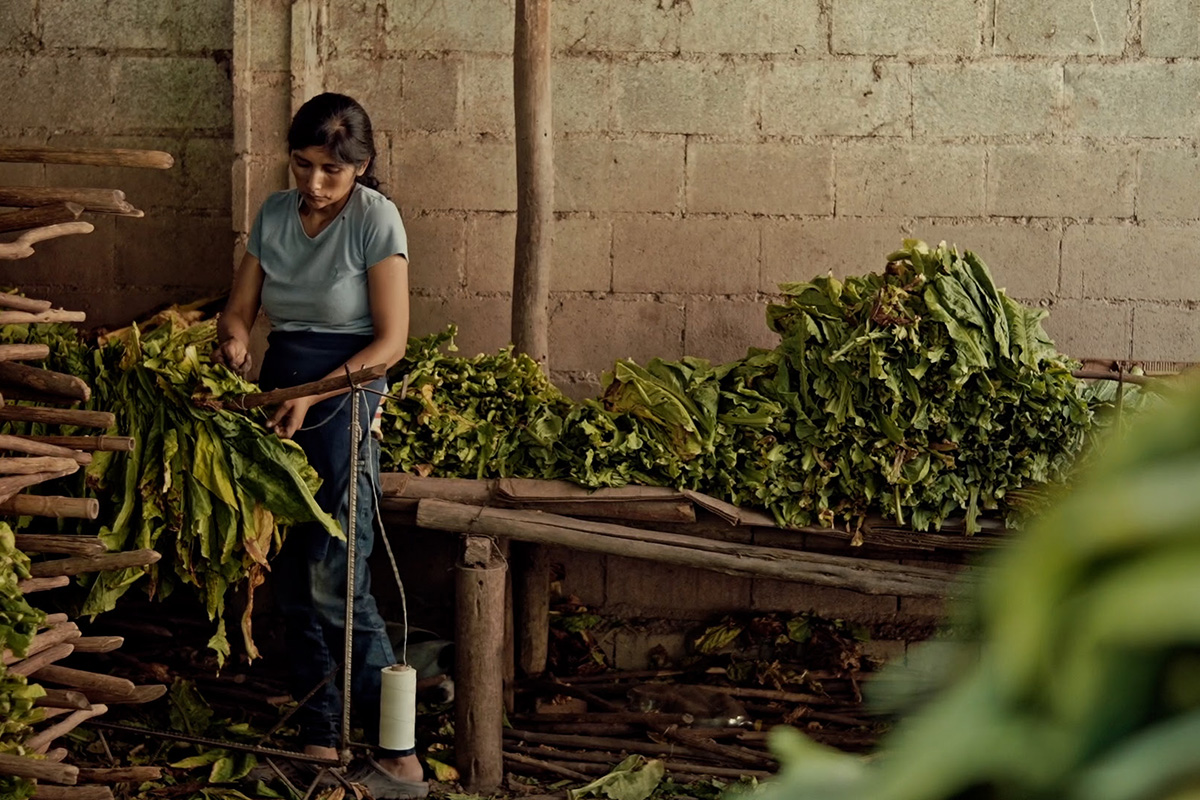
[266,396,314,439]
[213,337,253,377]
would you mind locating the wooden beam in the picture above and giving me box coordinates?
[0,187,134,214]
[0,310,86,324]
[0,146,173,169]
[0,362,91,402]
[0,752,78,784]
[0,406,114,429]
[2,496,100,520]
[28,549,160,579]
[16,435,133,453]
[0,204,83,235]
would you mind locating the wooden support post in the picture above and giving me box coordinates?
[513,541,550,678]
[455,535,506,794]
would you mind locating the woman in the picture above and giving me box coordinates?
[214,92,425,799]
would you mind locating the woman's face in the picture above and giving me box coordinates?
[290,146,367,211]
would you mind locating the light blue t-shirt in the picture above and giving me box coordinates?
[247,185,408,335]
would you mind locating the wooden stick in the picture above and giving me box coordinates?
[14,534,103,556]
[518,712,696,726]
[0,343,51,360]
[18,575,69,593]
[0,363,90,402]
[16,436,133,453]
[0,222,94,260]
[4,496,100,519]
[0,456,82,475]
[28,704,108,753]
[43,748,68,763]
[0,752,78,784]
[0,205,83,235]
[31,784,115,800]
[80,684,166,705]
[28,549,160,579]
[514,541,550,678]
[0,310,87,324]
[663,728,777,769]
[30,665,136,698]
[3,622,80,664]
[9,642,75,677]
[504,744,774,780]
[503,729,711,761]
[75,766,163,783]
[0,434,92,464]
[0,406,114,429]
[35,688,92,710]
[0,187,133,214]
[217,363,387,410]
[503,751,591,781]
[0,147,174,169]
[0,468,79,504]
[698,684,841,706]
[41,613,69,628]
[417,500,966,598]
[456,535,507,794]
[69,636,124,654]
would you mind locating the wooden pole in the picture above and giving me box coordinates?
[0,457,82,475]
[513,542,550,677]
[27,704,109,753]
[15,435,133,453]
[0,222,95,260]
[0,753,79,784]
[75,767,163,783]
[0,406,114,429]
[35,689,92,710]
[0,187,134,214]
[0,434,92,464]
[18,576,69,593]
[0,468,79,504]
[0,362,91,402]
[0,146,174,169]
[8,643,75,677]
[31,785,115,800]
[69,636,124,655]
[455,535,507,794]
[30,665,136,698]
[0,204,83,235]
[216,363,386,410]
[2,496,100,520]
[0,343,52,360]
[416,500,966,597]
[28,549,160,579]
[3,622,80,665]
[0,310,87,324]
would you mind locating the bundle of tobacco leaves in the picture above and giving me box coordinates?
[0,524,46,799]
[0,319,338,664]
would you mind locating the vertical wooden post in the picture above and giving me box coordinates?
[512,0,554,684]
[454,536,506,794]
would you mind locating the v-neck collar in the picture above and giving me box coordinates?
[295,185,355,241]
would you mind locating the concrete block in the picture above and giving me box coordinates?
[679,0,824,55]
[403,57,461,132]
[763,60,910,137]
[862,638,907,666]
[1143,0,1200,56]
[687,142,833,215]
[612,628,688,670]
[182,137,237,212]
[383,0,514,54]
[328,0,383,59]
[405,213,465,292]
[465,213,515,294]
[1065,63,1200,138]
[0,56,116,133]
[612,60,758,136]
[555,137,684,213]
[987,145,1135,219]
[114,214,234,290]
[1042,300,1132,360]
[407,294,450,339]
[837,143,986,217]
[13,215,116,289]
[391,136,515,211]
[604,556,752,619]
[613,217,758,294]
[684,299,778,364]
[996,0,1129,55]
[553,372,603,401]
[248,71,292,158]
[0,0,34,50]
[554,58,611,133]
[441,294,514,356]
[913,62,1062,137]
[550,297,684,372]
[242,156,291,235]
[1138,149,1200,220]
[249,0,292,72]
[325,57,406,134]
[470,215,612,293]
[833,0,981,56]
[556,217,613,292]
[896,595,949,625]
[912,222,1061,300]
[42,0,174,50]
[1063,223,1200,301]
[750,579,898,625]
[1132,305,1200,361]
[553,0,680,53]
[177,0,234,51]
[113,57,232,132]
[463,55,514,134]
[762,218,909,290]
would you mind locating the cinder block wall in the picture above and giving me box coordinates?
[288,0,1200,397]
[0,1,234,328]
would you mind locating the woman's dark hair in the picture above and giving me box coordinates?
[287,92,382,192]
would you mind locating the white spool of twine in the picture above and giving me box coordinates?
[379,663,418,751]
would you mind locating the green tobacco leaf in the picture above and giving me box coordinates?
[568,755,665,800]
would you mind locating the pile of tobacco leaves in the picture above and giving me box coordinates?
[0,524,45,800]
[380,240,1096,532]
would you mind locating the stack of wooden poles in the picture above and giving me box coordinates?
[0,146,175,798]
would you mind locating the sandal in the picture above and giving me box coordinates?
[344,756,431,800]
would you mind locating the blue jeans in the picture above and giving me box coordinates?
[260,331,407,756]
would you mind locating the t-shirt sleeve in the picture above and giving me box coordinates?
[247,203,265,259]
[362,199,408,268]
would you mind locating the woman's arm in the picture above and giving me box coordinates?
[267,254,409,438]
[213,251,265,376]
